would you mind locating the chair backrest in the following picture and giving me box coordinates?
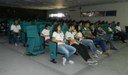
[61,25,68,34]
[50,25,54,38]
[26,26,39,38]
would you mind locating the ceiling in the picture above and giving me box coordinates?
[0,0,128,10]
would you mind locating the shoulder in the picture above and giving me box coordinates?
[53,32,57,34]
[60,31,64,35]
[42,29,46,31]
[17,25,20,26]
[66,30,70,33]
[11,24,14,26]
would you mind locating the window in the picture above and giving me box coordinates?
[49,13,65,18]
[81,10,116,17]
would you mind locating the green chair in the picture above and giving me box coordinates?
[26,26,45,55]
[20,22,31,46]
[61,25,68,34]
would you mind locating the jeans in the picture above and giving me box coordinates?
[107,34,115,48]
[58,44,76,60]
[92,38,106,53]
[99,34,115,49]
[9,32,20,43]
[114,32,126,43]
[80,39,97,55]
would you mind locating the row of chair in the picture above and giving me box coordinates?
[6,20,119,60]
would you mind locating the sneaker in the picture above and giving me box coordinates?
[62,57,67,66]
[15,43,18,46]
[88,62,98,65]
[87,59,98,65]
[97,50,102,54]
[68,60,74,64]
[93,54,99,58]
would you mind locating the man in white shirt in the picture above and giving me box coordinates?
[40,24,50,42]
[115,22,126,43]
[10,20,21,46]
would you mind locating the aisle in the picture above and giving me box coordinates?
[0,36,128,75]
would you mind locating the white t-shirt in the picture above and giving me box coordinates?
[108,27,113,32]
[41,29,50,40]
[65,31,79,44]
[52,32,64,45]
[10,24,21,33]
[77,32,83,41]
[65,31,76,40]
[116,26,121,32]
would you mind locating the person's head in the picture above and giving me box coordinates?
[14,20,19,25]
[76,24,81,32]
[90,23,94,29]
[117,22,120,26]
[62,21,67,26]
[45,24,50,30]
[95,22,100,28]
[84,21,91,28]
[53,24,61,33]
[69,23,75,31]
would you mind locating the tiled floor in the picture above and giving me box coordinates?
[0,36,128,75]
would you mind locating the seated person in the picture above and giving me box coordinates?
[65,24,98,65]
[40,24,50,43]
[107,23,117,50]
[75,24,102,58]
[82,21,109,56]
[94,23,106,40]
[115,22,126,43]
[10,19,21,46]
[52,24,76,65]
[91,23,117,50]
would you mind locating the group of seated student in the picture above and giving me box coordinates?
[9,19,127,66]
[41,21,113,66]
[92,22,117,50]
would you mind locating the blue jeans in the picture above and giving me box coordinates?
[107,34,115,48]
[58,44,76,60]
[100,34,115,48]
[92,38,106,52]
[80,39,97,55]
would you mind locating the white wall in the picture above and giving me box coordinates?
[48,2,128,29]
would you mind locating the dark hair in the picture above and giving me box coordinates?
[84,20,91,25]
[14,19,19,25]
[52,24,60,33]
[90,23,94,26]
[45,24,50,29]
[117,22,120,25]
[75,24,81,32]
[69,23,75,28]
